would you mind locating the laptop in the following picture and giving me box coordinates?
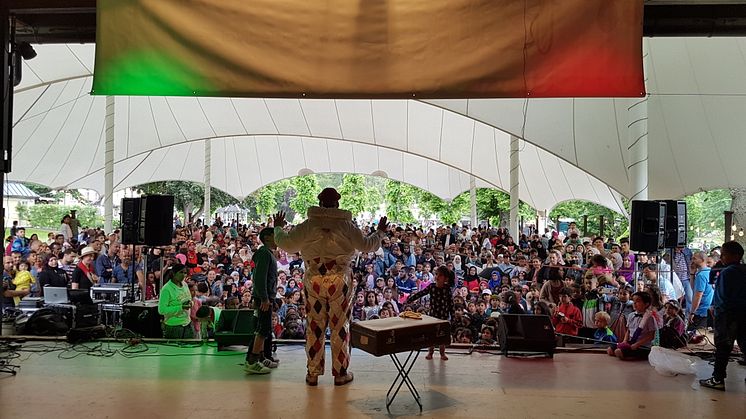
[44,287,69,304]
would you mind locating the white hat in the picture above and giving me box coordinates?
[481,289,492,295]
[80,246,96,258]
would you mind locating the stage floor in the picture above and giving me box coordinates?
[1,341,744,418]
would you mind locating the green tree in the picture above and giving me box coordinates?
[289,175,322,217]
[384,180,417,223]
[364,176,386,215]
[550,200,629,240]
[475,188,509,226]
[684,189,731,244]
[338,174,368,216]
[26,204,103,229]
[417,191,470,225]
[252,179,291,218]
[135,181,238,221]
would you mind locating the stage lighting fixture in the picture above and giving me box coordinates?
[18,42,37,60]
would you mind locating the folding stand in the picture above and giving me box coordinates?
[386,350,422,412]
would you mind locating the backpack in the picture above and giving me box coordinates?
[24,308,70,336]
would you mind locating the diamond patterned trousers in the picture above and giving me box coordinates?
[304,271,352,377]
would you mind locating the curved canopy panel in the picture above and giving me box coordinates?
[428,37,746,200]
[10,44,626,213]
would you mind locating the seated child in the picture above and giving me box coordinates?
[592,311,618,344]
[607,291,661,360]
[12,261,35,306]
[476,325,496,345]
[551,287,583,337]
[455,328,474,344]
[659,300,687,349]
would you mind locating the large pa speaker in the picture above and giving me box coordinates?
[121,197,141,245]
[661,200,687,248]
[630,200,666,253]
[122,302,163,338]
[497,314,556,358]
[139,195,174,246]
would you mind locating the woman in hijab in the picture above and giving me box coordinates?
[452,255,464,277]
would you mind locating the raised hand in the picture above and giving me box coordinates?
[273,211,287,228]
[377,216,389,232]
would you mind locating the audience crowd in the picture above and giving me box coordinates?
[2,215,719,354]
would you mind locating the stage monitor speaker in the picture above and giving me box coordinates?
[120,197,141,245]
[122,302,162,338]
[497,314,556,357]
[139,195,174,246]
[660,200,687,248]
[630,200,666,253]
[215,309,256,350]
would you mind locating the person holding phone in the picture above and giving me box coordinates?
[158,263,194,339]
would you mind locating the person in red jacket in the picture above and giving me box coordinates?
[552,287,583,336]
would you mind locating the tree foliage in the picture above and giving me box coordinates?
[135,181,237,220]
[23,204,103,229]
[685,189,731,244]
[338,174,369,216]
[417,191,470,225]
[384,180,417,223]
[550,200,629,240]
[289,175,322,217]
[251,179,291,218]
[473,188,535,227]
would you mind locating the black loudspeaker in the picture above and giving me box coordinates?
[214,309,256,350]
[497,314,556,358]
[661,200,687,248]
[139,195,174,246]
[122,302,163,338]
[121,197,141,245]
[630,200,666,253]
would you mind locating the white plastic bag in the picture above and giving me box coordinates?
[648,346,697,376]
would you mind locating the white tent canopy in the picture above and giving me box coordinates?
[11,44,626,213]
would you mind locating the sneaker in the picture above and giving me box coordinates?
[243,361,272,375]
[261,358,279,369]
[699,377,725,391]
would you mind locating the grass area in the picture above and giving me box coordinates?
[4,227,55,240]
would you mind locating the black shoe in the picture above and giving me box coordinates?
[699,377,725,391]
[737,359,746,366]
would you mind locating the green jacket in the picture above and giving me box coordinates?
[158,280,192,327]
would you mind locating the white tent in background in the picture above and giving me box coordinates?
[10,44,625,214]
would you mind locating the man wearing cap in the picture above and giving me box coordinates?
[158,263,194,339]
[273,187,388,386]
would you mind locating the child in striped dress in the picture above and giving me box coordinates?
[407,266,454,360]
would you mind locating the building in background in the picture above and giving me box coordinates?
[4,182,40,226]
